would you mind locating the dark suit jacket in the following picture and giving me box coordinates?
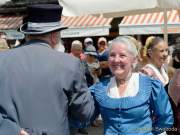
[0,39,95,135]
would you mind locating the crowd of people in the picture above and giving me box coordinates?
[0,3,180,135]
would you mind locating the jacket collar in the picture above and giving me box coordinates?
[23,39,51,48]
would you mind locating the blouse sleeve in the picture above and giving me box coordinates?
[150,79,174,134]
[88,83,101,122]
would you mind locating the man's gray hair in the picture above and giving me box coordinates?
[108,36,138,57]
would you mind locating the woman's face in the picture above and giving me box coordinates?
[108,43,136,79]
[98,41,107,52]
[149,41,168,68]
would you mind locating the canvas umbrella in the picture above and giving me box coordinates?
[59,0,180,42]
[59,0,180,17]
[0,0,10,5]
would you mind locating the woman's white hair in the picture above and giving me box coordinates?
[108,36,138,57]
[108,36,138,69]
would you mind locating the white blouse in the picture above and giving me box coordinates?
[107,73,139,98]
[107,72,167,135]
[144,64,169,86]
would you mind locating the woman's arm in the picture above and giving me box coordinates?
[150,79,174,134]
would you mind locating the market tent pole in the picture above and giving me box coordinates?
[163,9,168,43]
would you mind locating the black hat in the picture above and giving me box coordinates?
[19,4,67,35]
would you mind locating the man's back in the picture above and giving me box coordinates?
[0,40,94,135]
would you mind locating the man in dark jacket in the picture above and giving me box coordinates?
[0,4,95,135]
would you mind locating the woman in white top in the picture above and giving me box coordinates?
[141,36,169,87]
[141,36,170,135]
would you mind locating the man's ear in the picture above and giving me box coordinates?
[50,32,57,46]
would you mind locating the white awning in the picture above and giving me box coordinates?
[119,10,180,35]
[59,0,180,17]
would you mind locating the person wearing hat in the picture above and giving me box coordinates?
[97,37,111,83]
[84,37,94,49]
[84,45,101,84]
[0,4,95,135]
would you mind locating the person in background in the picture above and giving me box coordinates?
[172,38,180,69]
[89,36,173,135]
[84,37,94,49]
[141,36,155,68]
[70,40,85,60]
[141,37,174,135]
[0,32,9,51]
[168,69,180,134]
[84,45,101,84]
[177,101,180,133]
[97,37,111,83]
[84,45,102,127]
[167,66,176,81]
[70,40,93,135]
[0,4,95,135]
[166,49,176,82]
[169,69,180,106]
[141,36,176,87]
[141,37,169,88]
[70,40,94,87]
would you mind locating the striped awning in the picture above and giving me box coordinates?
[0,15,112,38]
[119,10,180,35]
[61,15,113,38]
[0,16,22,30]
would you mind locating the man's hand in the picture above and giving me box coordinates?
[141,67,154,77]
[19,129,29,135]
[100,61,109,68]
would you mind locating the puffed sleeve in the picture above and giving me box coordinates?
[150,79,174,134]
[88,83,102,121]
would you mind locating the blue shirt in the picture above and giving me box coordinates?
[90,74,174,135]
[97,50,111,79]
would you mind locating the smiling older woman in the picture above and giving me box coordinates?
[89,36,173,135]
